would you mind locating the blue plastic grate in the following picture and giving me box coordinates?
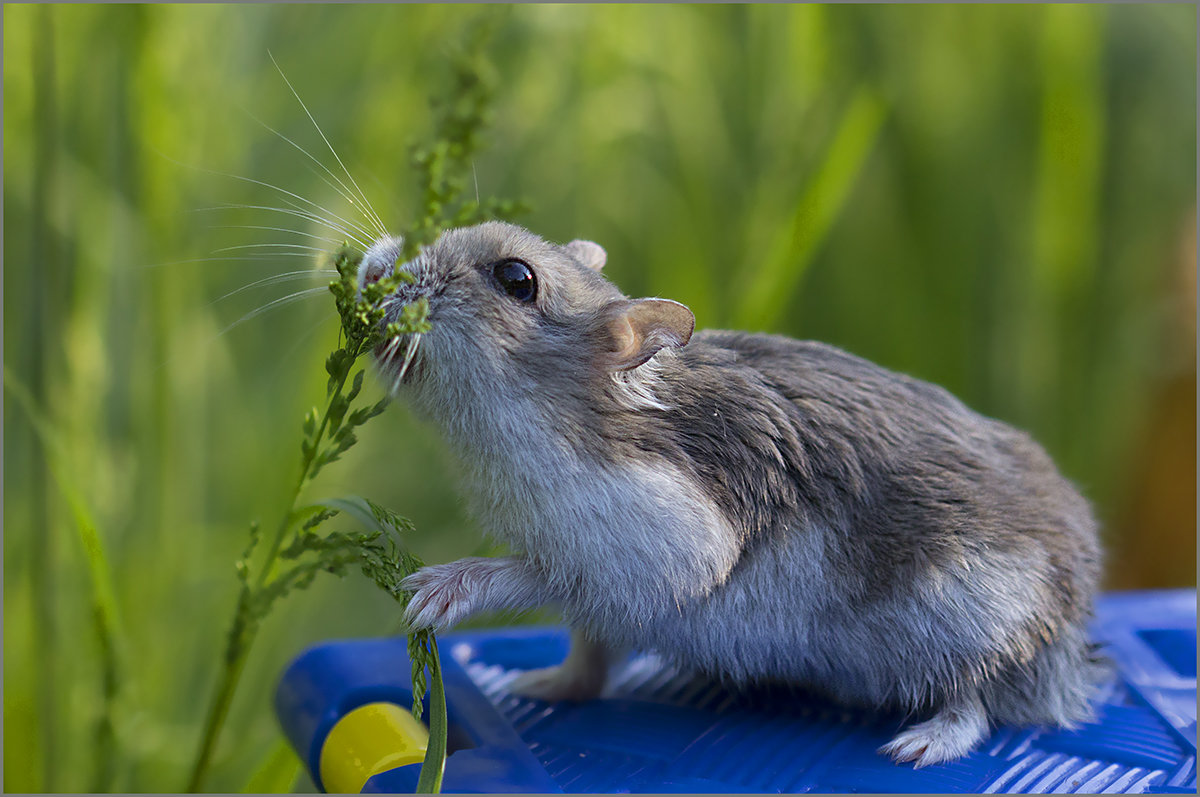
[448,591,1196,793]
[275,590,1196,793]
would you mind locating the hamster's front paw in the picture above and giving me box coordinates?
[401,562,478,631]
[878,691,988,768]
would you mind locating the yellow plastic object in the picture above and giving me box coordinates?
[319,701,429,794]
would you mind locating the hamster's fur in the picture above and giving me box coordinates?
[365,222,1104,767]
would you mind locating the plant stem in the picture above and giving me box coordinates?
[186,611,254,792]
[186,343,363,792]
[263,333,372,583]
[187,483,302,791]
[254,480,313,592]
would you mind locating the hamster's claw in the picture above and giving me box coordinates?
[401,564,475,632]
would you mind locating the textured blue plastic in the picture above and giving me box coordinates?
[275,590,1196,793]
[273,636,559,793]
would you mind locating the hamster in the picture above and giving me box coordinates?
[361,221,1104,767]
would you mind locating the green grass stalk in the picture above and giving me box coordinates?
[734,85,887,331]
[415,643,448,794]
[4,367,124,793]
[28,6,59,789]
[186,323,373,792]
[186,636,253,793]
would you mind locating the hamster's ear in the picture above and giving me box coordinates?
[604,298,695,371]
[566,240,607,271]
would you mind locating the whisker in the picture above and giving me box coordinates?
[405,334,423,378]
[241,105,384,240]
[272,195,379,247]
[133,255,317,271]
[208,225,345,246]
[193,204,369,250]
[217,286,329,339]
[298,161,392,237]
[392,333,422,395]
[227,173,378,243]
[226,175,378,243]
[152,145,378,244]
[268,51,390,240]
[212,243,332,255]
[379,335,403,368]
[222,252,318,259]
[273,195,375,244]
[210,270,337,306]
[389,338,410,395]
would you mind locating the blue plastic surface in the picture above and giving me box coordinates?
[275,590,1197,793]
[274,636,559,793]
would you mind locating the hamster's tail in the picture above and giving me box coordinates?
[980,625,1110,729]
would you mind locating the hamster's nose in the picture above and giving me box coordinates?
[357,236,403,294]
[362,260,388,286]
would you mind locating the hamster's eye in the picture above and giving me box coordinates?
[491,259,537,303]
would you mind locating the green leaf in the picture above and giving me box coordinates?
[324,349,346,380]
[335,429,357,453]
[307,451,331,481]
[301,495,416,538]
[326,394,350,435]
[301,508,338,533]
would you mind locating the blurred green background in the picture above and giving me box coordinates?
[4,3,1195,793]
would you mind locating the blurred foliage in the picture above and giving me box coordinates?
[3,3,1195,793]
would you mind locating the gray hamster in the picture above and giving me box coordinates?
[362,221,1103,767]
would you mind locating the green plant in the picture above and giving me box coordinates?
[185,249,442,793]
[403,19,528,261]
[187,19,523,793]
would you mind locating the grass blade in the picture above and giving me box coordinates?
[415,643,447,794]
[28,6,60,789]
[4,365,123,792]
[734,85,888,331]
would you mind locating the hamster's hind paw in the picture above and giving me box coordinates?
[878,691,988,768]
[509,665,604,703]
[509,630,615,703]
